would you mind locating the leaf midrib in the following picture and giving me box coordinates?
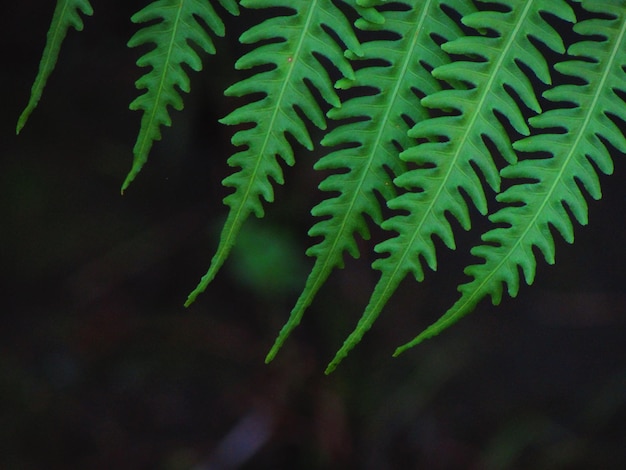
[135,0,187,160]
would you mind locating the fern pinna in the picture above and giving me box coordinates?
[183,0,378,305]
[16,0,93,134]
[122,0,240,192]
[18,0,625,373]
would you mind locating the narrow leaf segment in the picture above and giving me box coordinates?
[185,0,369,306]
[122,0,240,192]
[17,0,93,134]
[394,0,626,356]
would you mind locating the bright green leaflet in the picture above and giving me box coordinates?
[123,0,240,192]
[17,0,93,134]
[184,0,373,306]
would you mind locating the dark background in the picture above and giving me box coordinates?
[1,1,625,469]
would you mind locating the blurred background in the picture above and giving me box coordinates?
[1,1,625,468]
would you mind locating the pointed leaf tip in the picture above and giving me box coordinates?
[121,170,137,194]
[16,119,25,135]
[392,334,427,357]
[264,350,277,364]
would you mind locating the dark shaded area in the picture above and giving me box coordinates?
[1,2,625,469]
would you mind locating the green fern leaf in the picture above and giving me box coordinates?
[185,0,369,306]
[122,0,240,192]
[16,0,93,134]
[394,0,626,356]
[326,0,576,373]
[266,0,472,363]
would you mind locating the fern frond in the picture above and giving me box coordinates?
[185,0,369,306]
[122,0,240,192]
[394,0,626,356]
[16,0,93,134]
[266,0,471,363]
[326,0,576,373]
